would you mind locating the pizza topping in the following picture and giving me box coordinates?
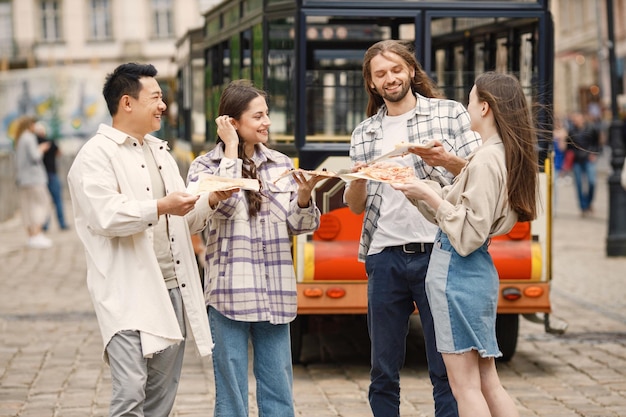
[357,165,415,183]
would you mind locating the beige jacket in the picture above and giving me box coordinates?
[68,124,213,363]
[414,135,518,256]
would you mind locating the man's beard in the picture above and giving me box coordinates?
[380,81,411,103]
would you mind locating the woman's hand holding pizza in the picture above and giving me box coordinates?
[291,171,327,208]
[407,139,468,176]
[391,179,443,211]
[208,189,238,209]
[407,140,449,167]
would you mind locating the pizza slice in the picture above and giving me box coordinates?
[272,168,337,184]
[368,140,436,165]
[394,140,435,151]
[357,165,416,183]
[187,174,260,194]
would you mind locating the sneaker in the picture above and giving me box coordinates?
[28,234,53,249]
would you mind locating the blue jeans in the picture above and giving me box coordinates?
[208,306,294,417]
[366,247,458,417]
[47,172,68,229]
[572,160,596,212]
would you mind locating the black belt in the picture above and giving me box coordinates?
[391,243,434,254]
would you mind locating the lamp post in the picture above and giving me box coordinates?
[605,0,626,256]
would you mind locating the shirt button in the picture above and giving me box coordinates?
[148,223,153,226]
[133,143,137,146]
[181,283,186,288]
[146,187,150,191]
[141,164,145,168]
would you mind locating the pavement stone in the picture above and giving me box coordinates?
[0,150,625,416]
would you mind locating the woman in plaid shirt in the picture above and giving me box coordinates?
[187,80,324,417]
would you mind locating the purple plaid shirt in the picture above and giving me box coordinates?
[187,143,320,324]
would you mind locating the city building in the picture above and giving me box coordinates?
[0,0,220,146]
[0,0,219,76]
[553,0,626,120]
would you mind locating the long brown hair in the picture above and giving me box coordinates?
[362,40,443,117]
[474,72,538,222]
[217,79,266,216]
[13,115,37,147]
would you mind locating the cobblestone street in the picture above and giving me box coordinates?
[1,154,625,417]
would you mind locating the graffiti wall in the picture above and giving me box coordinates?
[0,67,111,149]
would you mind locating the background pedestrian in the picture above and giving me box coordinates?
[13,115,53,249]
[34,122,69,231]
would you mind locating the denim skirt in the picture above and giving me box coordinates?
[425,230,502,358]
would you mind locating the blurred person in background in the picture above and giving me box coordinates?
[14,115,53,249]
[34,122,70,231]
[567,112,601,217]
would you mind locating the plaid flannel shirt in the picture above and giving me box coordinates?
[187,143,320,323]
[348,93,481,262]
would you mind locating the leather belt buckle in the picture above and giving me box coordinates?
[401,242,433,254]
[403,243,424,253]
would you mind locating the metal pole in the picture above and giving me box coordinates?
[605,0,626,256]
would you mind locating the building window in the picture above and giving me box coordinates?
[0,1,12,57]
[89,0,111,41]
[41,0,62,42]
[152,0,173,39]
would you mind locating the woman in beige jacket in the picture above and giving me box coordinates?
[393,72,539,417]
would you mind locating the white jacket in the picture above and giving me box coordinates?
[67,124,213,363]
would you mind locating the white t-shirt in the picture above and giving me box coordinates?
[368,110,439,255]
[142,142,177,288]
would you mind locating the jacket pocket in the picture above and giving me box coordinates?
[264,182,292,223]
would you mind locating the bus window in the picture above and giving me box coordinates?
[251,23,263,86]
[305,48,365,140]
[431,15,540,106]
[267,17,296,148]
[240,28,252,81]
[303,15,415,144]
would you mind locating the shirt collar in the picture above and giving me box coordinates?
[96,123,168,149]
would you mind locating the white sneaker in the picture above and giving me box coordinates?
[28,234,52,249]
